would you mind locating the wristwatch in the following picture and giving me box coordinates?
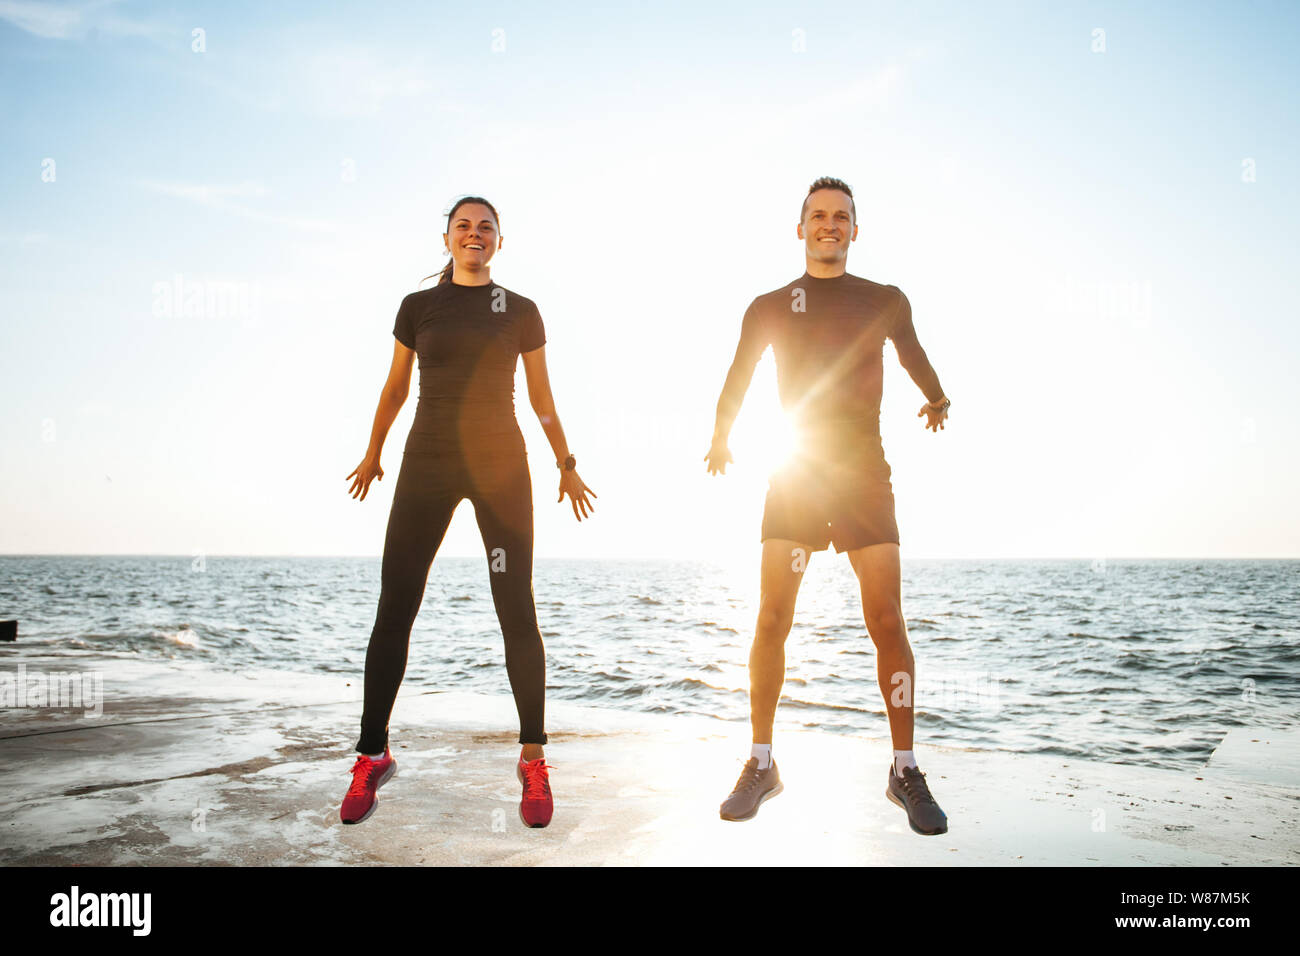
[557,454,576,471]
[928,397,951,413]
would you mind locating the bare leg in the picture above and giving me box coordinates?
[749,538,813,745]
[846,542,914,751]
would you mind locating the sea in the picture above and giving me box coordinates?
[2,556,1296,773]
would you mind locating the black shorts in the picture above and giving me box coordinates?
[760,452,899,553]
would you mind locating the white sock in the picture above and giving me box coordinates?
[894,750,918,775]
[364,751,385,760]
[751,743,772,770]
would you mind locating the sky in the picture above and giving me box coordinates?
[1,0,1298,560]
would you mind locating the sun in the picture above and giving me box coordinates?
[744,410,796,479]
[729,372,796,482]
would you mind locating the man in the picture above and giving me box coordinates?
[705,176,951,835]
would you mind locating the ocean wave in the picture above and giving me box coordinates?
[6,554,1296,775]
[64,626,209,654]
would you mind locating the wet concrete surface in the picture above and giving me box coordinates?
[2,656,1296,866]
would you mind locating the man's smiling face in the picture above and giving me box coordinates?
[798,188,857,265]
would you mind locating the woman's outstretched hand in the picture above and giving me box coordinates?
[558,469,596,521]
[346,454,384,501]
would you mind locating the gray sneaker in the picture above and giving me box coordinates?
[886,764,948,835]
[719,757,783,821]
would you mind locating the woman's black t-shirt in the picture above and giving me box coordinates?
[393,279,546,459]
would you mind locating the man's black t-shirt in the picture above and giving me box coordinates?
[393,279,546,458]
[717,271,943,462]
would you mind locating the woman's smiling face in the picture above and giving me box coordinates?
[444,202,501,272]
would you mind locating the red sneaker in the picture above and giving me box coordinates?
[516,756,554,828]
[340,749,396,824]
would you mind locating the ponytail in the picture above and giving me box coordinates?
[418,258,454,288]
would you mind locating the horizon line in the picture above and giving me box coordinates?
[1,553,1297,562]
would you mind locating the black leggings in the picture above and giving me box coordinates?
[355,448,547,753]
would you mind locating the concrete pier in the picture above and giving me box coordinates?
[1,656,1296,866]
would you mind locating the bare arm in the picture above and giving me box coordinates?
[521,345,571,464]
[889,288,951,433]
[707,300,767,473]
[347,339,415,500]
[367,339,415,453]
[521,345,596,520]
[889,289,945,404]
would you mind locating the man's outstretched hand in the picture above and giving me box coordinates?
[918,400,949,433]
[704,441,734,475]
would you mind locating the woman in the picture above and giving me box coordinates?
[340,195,595,829]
